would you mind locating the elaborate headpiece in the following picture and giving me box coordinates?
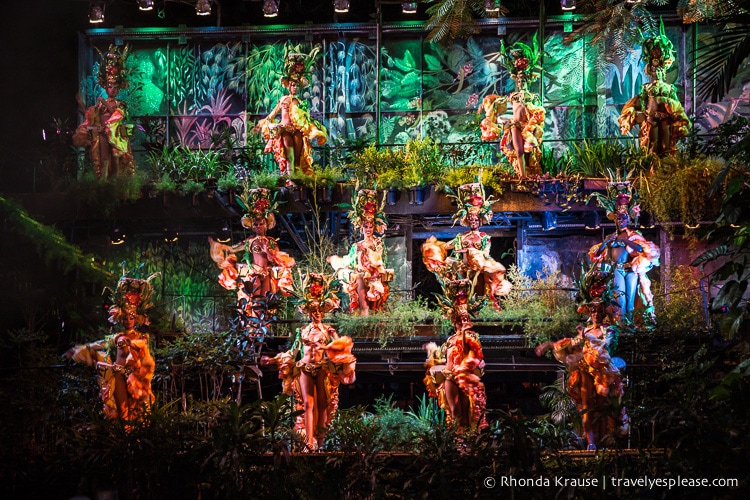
[237,188,278,230]
[435,278,485,325]
[104,264,160,327]
[348,189,388,234]
[588,181,640,226]
[280,45,321,88]
[293,272,341,315]
[499,33,541,86]
[450,182,494,227]
[96,44,130,92]
[641,19,675,79]
[575,264,618,312]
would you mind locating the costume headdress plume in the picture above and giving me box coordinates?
[499,33,541,86]
[103,264,160,327]
[587,181,640,226]
[640,18,675,79]
[435,278,485,324]
[96,44,130,91]
[348,188,388,234]
[280,44,321,88]
[236,187,279,230]
[447,181,495,227]
[292,272,341,315]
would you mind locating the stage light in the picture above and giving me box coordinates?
[163,227,179,243]
[195,0,211,15]
[334,0,350,13]
[485,0,500,13]
[137,0,154,11]
[89,1,105,23]
[639,212,655,229]
[263,0,279,17]
[541,211,557,231]
[402,2,417,14]
[561,0,576,11]
[583,211,600,230]
[216,224,232,243]
[110,227,126,245]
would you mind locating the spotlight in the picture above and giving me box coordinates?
[88,1,105,24]
[541,211,557,231]
[561,0,576,10]
[110,227,126,245]
[195,0,211,16]
[137,0,154,11]
[638,212,655,229]
[402,2,417,14]
[485,0,500,13]
[334,0,350,13]
[216,224,232,243]
[163,227,179,243]
[583,211,600,230]
[263,0,279,17]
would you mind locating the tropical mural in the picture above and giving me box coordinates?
[75,23,736,171]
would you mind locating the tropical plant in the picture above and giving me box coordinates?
[567,140,628,178]
[424,0,508,46]
[335,296,437,346]
[642,154,724,235]
[402,137,447,187]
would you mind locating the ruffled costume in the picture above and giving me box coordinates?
[480,92,545,177]
[424,331,488,432]
[328,237,391,314]
[422,233,511,310]
[256,96,327,176]
[265,324,356,437]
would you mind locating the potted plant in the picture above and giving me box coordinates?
[403,137,446,205]
[376,168,404,205]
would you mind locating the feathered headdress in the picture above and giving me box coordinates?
[280,44,321,88]
[640,18,675,79]
[348,188,388,234]
[236,187,279,230]
[575,264,618,311]
[292,272,341,315]
[96,44,130,91]
[499,33,541,86]
[447,181,495,227]
[103,263,160,327]
[587,181,640,226]
[435,278,485,325]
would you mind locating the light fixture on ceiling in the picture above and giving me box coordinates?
[195,0,212,16]
[137,0,154,11]
[110,227,126,245]
[334,0,350,13]
[561,0,576,11]
[583,211,600,230]
[485,0,500,13]
[541,211,558,231]
[402,2,417,14]
[88,1,106,24]
[163,227,179,243]
[216,223,232,243]
[263,0,280,17]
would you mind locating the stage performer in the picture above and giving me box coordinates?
[65,268,159,422]
[422,182,511,311]
[254,46,327,181]
[328,189,393,315]
[536,269,627,450]
[618,20,690,156]
[588,188,660,324]
[73,44,136,180]
[209,187,295,298]
[424,279,487,432]
[479,34,545,177]
[261,273,356,451]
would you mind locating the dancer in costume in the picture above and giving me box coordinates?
[209,187,295,299]
[254,46,328,180]
[261,273,356,451]
[73,44,136,180]
[588,187,660,323]
[65,268,159,422]
[424,279,487,432]
[422,182,511,311]
[328,189,393,315]
[479,34,545,177]
[618,20,691,156]
[536,269,627,450]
